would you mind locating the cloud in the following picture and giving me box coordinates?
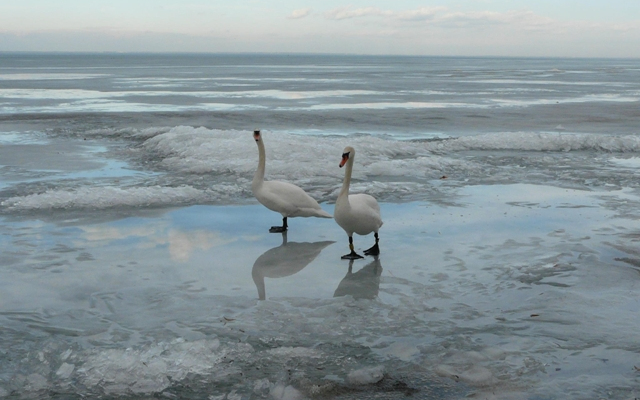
[395,7,447,22]
[80,223,235,263]
[322,6,589,34]
[438,10,556,30]
[325,7,392,21]
[324,6,445,21]
[288,8,312,20]
[167,229,235,262]
[82,225,160,242]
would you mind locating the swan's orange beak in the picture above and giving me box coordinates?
[253,130,261,141]
[339,152,349,168]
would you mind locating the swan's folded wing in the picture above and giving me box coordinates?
[259,180,327,217]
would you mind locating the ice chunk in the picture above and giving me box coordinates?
[76,339,249,395]
[55,363,75,379]
[25,373,48,391]
[347,365,385,385]
[2,185,214,211]
[459,366,494,386]
[436,131,640,153]
[381,342,420,361]
[266,347,321,359]
[253,378,271,395]
[270,384,304,400]
[226,391,242,400]
[435,364,495,386]
[60,349,73,361]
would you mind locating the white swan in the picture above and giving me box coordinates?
[252,130,332,232]
[334,146,383,259]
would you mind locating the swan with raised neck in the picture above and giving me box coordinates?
[252,130,332,233]
[334,146,383,259]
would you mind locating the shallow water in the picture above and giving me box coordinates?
[1,53,640,399]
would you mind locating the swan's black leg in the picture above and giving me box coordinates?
[341,236,363,259]
[364,232,380,256]
[269,217,288,233]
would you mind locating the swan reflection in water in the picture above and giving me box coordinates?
[252,232,334,300]
[333,257,382,300]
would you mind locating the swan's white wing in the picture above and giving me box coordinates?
[355,193,380,215]
[335,193,383,236]
[255,180,331,218]
[349,193,383,226]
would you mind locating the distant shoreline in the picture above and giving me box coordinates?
[0,51,638,61]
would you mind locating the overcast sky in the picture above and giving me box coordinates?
[1,0,639,57]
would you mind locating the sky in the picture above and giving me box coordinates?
[0,0,639,57]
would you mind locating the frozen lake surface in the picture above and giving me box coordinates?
[1,54,640,399]
[2,184,639,399]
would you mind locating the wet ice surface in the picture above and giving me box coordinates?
[1,183,639,399]
[2,54,640,399]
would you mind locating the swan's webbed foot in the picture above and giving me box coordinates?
[363,232,380,256]
[269,217,288,233]
[342,236,363,259]
[341,251,364,260]
[363,242,379,256]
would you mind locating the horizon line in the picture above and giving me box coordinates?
[0,51,639,61]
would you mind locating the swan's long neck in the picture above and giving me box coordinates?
[338,155,354,202]
[253,139,266,189]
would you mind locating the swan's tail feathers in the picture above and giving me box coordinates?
[315,209,333,219]
[293,207,333,219]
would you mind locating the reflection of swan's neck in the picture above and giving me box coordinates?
[253,139,266,190]
[252,232,287,301]
[338,155,354,202]
[252,269,266,300]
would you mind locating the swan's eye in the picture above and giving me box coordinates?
[342,152,350,160]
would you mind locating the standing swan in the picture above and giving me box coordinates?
[252,130,332,232]
[334,146,383,259]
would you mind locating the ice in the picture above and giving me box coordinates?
[490,93,639,107]
[466,79,626,86]
[4,127,640,213]
[77,339,253,395]
[301,101,479,110]
[266,347,322,359]
[24,374,48,391]
[3,54,640,400]
[139,126,472,189]
[140,128,640,181]
[436,131,640,152]
[347,366,385,385]
[0,73,106,81]
[270,384,304,400]
[378,341,420,361]
[1,185,229,210]
[610,156,640,168]
[55,363,75,379]
[82,126,172,140]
